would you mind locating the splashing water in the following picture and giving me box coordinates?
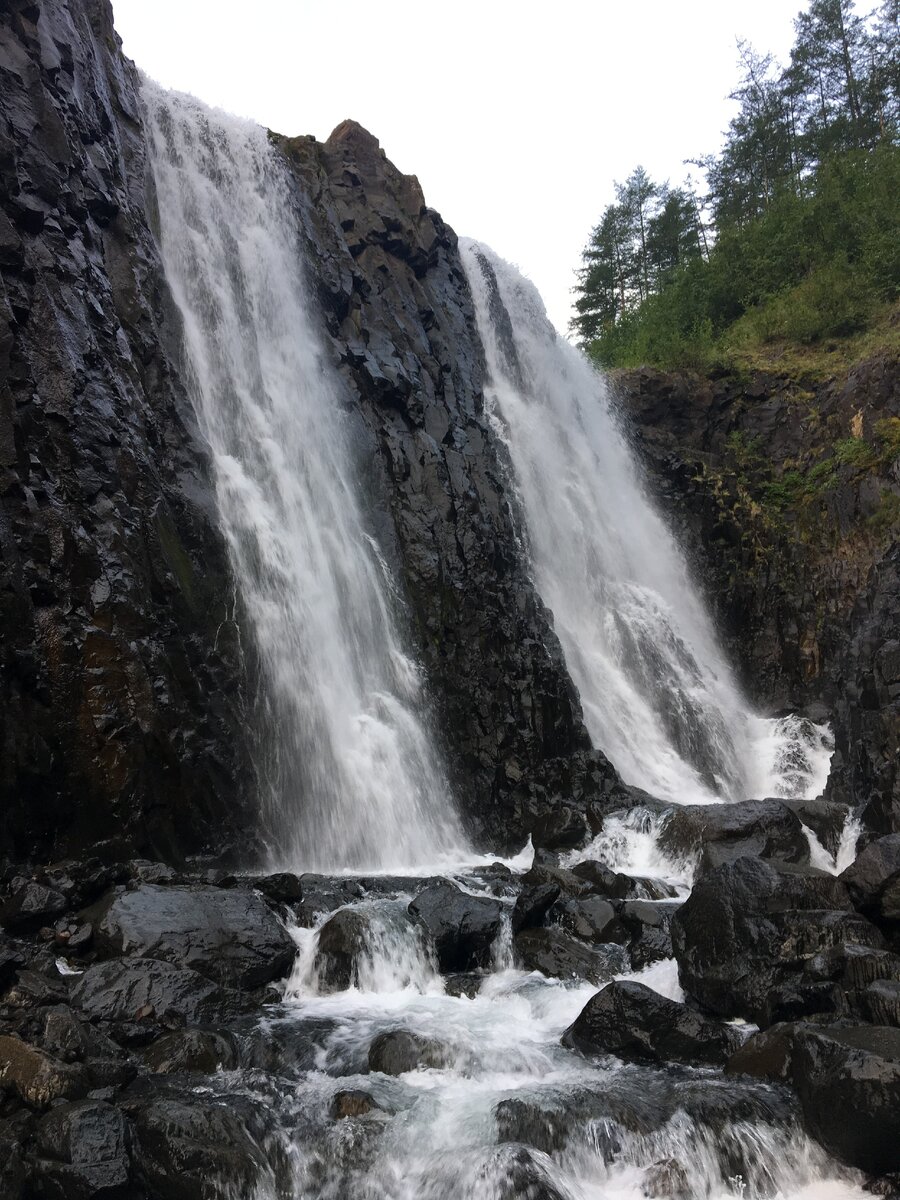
[460,242,833,809]
[143,84,467,871]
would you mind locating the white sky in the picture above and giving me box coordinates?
[113,0,806,333]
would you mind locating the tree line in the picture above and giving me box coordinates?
[572,0,900,365]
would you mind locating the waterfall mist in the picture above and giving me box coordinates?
[143,84,467,871]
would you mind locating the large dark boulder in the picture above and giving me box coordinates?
[792,1025,900,1175]
[33,1100,133,1198]
[562,981,742,1067]
[367,1029,450,1074]
[315,907,378,992]
[84,884,294,988]
[70,959,230,1026]
[144,1029,239,1075]
[659,800,809,873]
[841,834,900,921]
[514,928,629,985]
[671,856,883,1024]
[408,881,502,972]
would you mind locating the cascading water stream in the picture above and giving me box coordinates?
[460,241,833,808]
[142,84,467,872]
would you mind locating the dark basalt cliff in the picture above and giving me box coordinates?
[616,357,899,832]
[0,0,620,862]
[274,123,622,848]
[0,0,256,862]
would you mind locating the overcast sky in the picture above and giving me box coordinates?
[113,0,809,334]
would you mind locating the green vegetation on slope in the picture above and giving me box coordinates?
[573,0,900,372]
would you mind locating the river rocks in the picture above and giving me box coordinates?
[144,1028,239,1075]
[84,884,295,988]
[659,800,809,873]
[0,1034,88,1106]
[841,834,900,921]
[0,880,68,932]
[671,856,884,1024]
[408,881,502,972]
[511,881,560,933]
[123,1080,279,1200]
[315,907,376,991]
[562,981,742,1066]
[32,1099,132,1197]
[514,928,629,985]
[791,1025,900,1175]
[330,1088,382,1118]
[70,959,230,1027]
[549,895,626,944]
[367,1029,450,1074]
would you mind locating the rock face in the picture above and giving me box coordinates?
[275,122,626,847]
[0,0,257,862]
[616,359,900,835]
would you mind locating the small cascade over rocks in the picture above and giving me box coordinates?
[142,85,467,872]
[460,241,834,811]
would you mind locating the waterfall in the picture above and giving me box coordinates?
[142,84,467,871]
[461,242,832,806]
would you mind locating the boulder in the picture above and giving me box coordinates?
[725,1023,799,1082]
[408,881,502,972]
[330,1089,382,1118]
[0,1034,88,1107]
[671,857,882,1024]
[41,1006,135,1092]
[659,800,808,873]
[144,1029,239,1075]
[125,1081,277,1200]
[530,805,590,851]
[514,928,629,985]
[618,901,678,968]
[549,895,626,944]
[71,959,230,1026]
[367,1029,450,1074]
[792,1025,900,1175]
[511,882,560,933]
[84,884,294,988]
[33,1100,132,1197]
[1,880,68,932]
[562,981,742,1066]
[315,907,375,991]
[841,834,900,921]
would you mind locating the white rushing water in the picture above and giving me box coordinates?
[142,84,467,871]
[460,241,833,809]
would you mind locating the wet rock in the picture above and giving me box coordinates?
[618,901,678,968]
[444,973,484,998]
[782,799,854,858]
[0,932,24,988]
[549,895,626,944]
[562,981,742,1066]
[841,834,900,921]
[864,979,900,1026]
[408,881,503,972]
[792,1024,900,1174]
[33,1099,132,1197]
[659,800,808,873]
[367,1029,449,1074]
[514,928,629,985]
[330,1088,381,1118]
[643,1158,690,1200]
[70,959,230,1026]
[671,857,881,1024]
[725,1023,798,1082]
[0,1034,88,1107]
[0,1127,26,1200]
[480,1143,568,1200]
[530,805,590,851]
[1,881,68,932]
[569,860,634,898]
[41,1006,134,1091]
[124,1080,279,1200]
[234,1014,341,1076]
[315,907,382,991]
[249,872,304,906]
[511,882,560,933]
[3,967,69,1009]
[84,884,294,989]
[144,1029,238,1075]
